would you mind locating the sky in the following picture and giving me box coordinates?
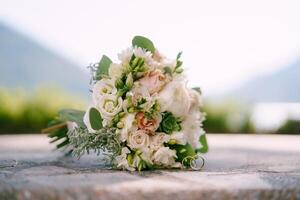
[1,0,300,95]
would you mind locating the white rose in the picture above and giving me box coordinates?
[115,147,135,171]
[152,147,177,166]
[119,113,137,142]
[150,132,170,151]
[157,77,191,117]
[109,63,123,80]
[92,79,117,105]
[96,94,123,120]
[128,130,150,149]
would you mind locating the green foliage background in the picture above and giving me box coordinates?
[0,87,85,134]
[0,87,298,134]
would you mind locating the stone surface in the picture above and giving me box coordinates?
[0,134,300,200]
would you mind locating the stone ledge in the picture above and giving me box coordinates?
[0,134,300,200]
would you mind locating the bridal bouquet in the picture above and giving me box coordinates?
[45,36,208,171]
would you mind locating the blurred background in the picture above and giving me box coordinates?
[0,0,299,134]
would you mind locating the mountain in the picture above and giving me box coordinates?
[0,22,89,97]
[230,59,300,103]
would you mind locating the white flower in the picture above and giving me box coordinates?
[150,132,170,151]
[170,131,187,145]
[115,147,135,171]
[92,79,117,105]
[118,47,154,67]
[96,94,123,120]
[118,47,133,64]
[139,147,153,165]
[83,106,98,133]
[181,110,204,149]
[128,130,150,149]
[157,76,191,117]
[138,69,167,95]
[130,85,153,111]
[179,88,205,149]
[133,47,153,66]
[189,89,203,109]
[119,113,137,142]
[152,147,177,166]
[131,85,151,102]
[109,63,123,80]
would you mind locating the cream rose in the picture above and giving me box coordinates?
[139,69,167,95]
[92,79,117,105]
[128,130,150,149]
[157,77,191,117]
[152,147,177,166]
[150,132,170,151]
[96,94,123,120]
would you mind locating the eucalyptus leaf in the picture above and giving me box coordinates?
[95,55,112,80]
[58,109,86,128]
[89,107,103,130]
[132,36,155,53]
[196,134,208,153]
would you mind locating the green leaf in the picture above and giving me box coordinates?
[196,134,208,153]
[132,36,155,53]
[58,109,86,128]
[176,51,182,60]
[192,87,202,95]
[45,119,70,150]
[169,144,196,162]
[89,107,103,130]
[96,55,112,80]
[158,112,181,134]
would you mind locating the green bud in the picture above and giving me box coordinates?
[128,107,135,113]
[137,58,144,68]
[127,154,133,165]
[113,115,120,123]
[132,57,139,67]
[175,68,183,73]
[118,112,126,118]
[115,78,124,89]
[135,149,142,156]
[125,73,133,88]
[124,64,131,73]
[117,121,124,129]
[168,139,177,145]
[176,60,183,68]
